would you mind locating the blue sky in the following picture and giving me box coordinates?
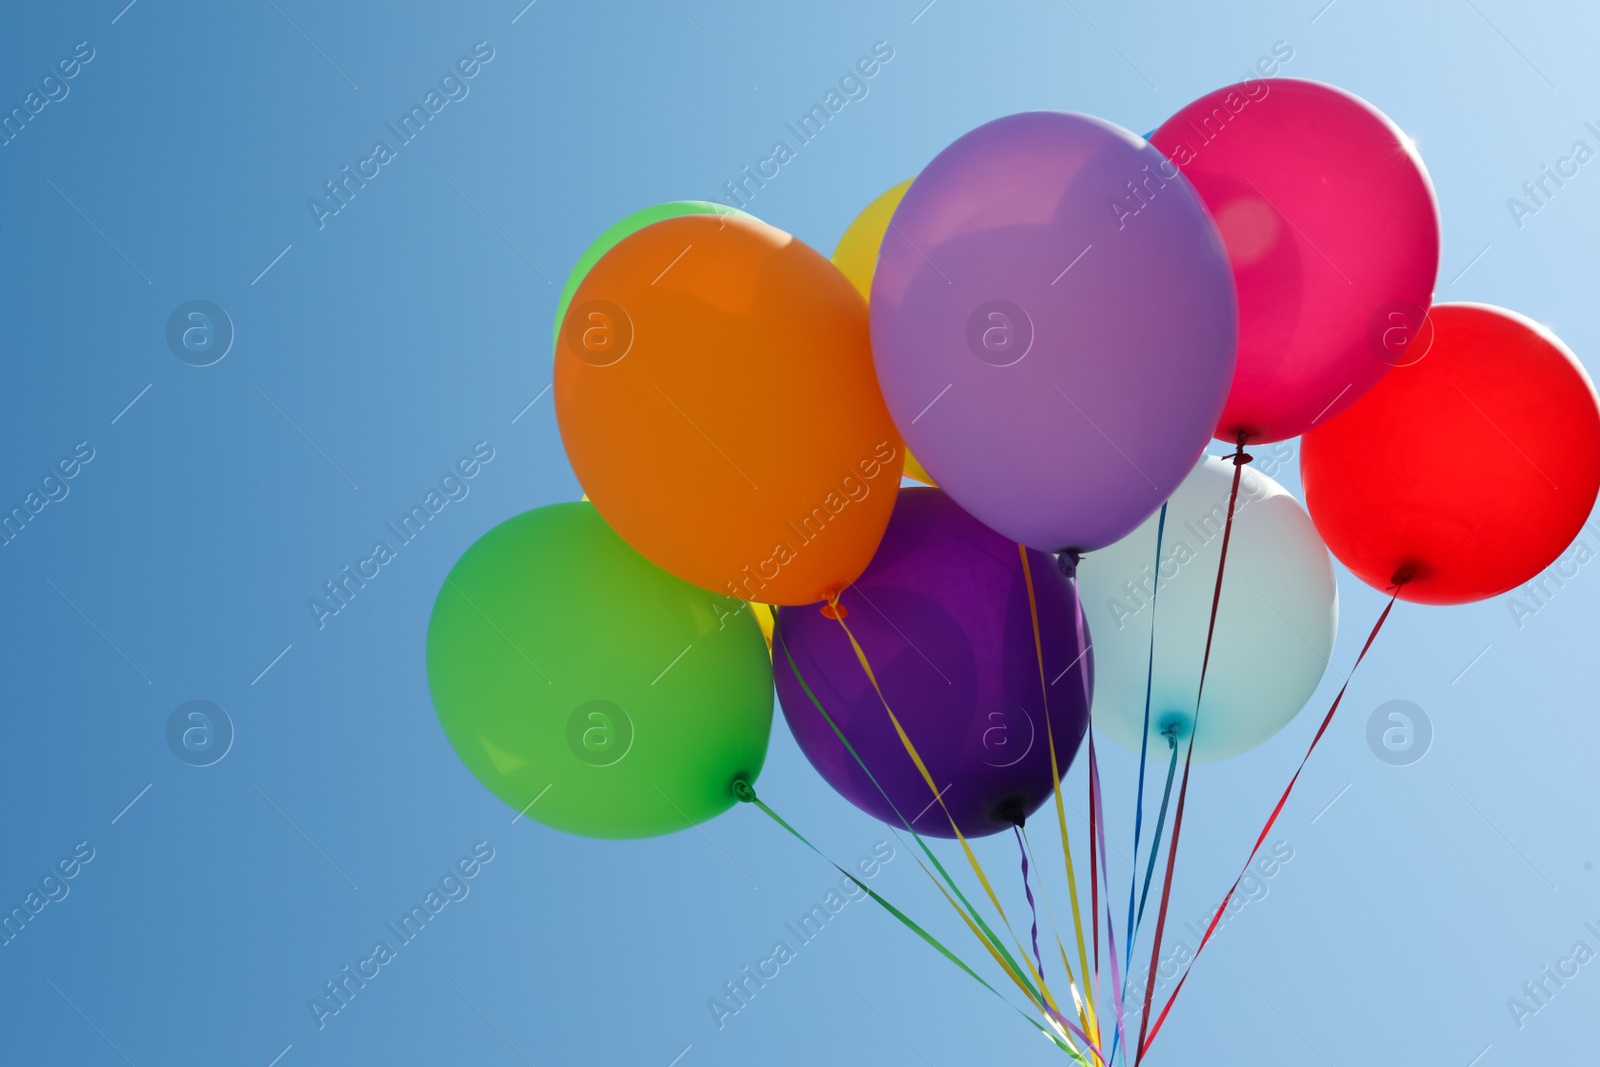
[2,1,1598,1064]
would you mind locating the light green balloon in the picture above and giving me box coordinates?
[1077,457,1338,762]
[551,201,753,351]
[427,503,773,839]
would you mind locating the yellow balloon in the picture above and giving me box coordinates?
[749,602,774,651]
[832,179,935,487]
[832,178,913,297]
[901,453,934,485]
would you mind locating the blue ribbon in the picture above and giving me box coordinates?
[1113,503,1166,1063]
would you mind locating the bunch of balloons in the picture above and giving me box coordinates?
[427,77,1600,1062]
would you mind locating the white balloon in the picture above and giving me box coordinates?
[1075,455,1338,762]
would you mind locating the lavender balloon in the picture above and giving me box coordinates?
[870,111,1238,554]
[775,488,1092,838]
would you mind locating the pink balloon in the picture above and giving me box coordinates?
[1152,78,1441,443]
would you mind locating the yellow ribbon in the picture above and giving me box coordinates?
[829,600,1068,1027]
[1018,546,1101,1047]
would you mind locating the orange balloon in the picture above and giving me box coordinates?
[556,215,903,606]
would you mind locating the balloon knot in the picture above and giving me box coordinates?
[730,778,757,804]
[1390,564,1417,588]
[820,593,848,620]
[1056,551,1082,578]
[995,797,1026,827]
[1232,430,1253,466]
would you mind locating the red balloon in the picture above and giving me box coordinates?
[1302,303,1600,604]
[1153,78,1441,443]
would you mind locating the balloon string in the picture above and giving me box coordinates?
[1058,553,1106,1050]
[1089,739,1100,976]
[904,839,1060,1033]
[1019,823,1099,1043]
[1133,436,1250,1065]
[827,602,1072,1029]
[1123,503,1168,967]
[1014,825,1047,989]
[1019,545,1101,1045]
[1011,826,1109,1066]
[738,661,1052,1034]
[731,783,1087,1063]
[1110,731,1177,1066]
[904,837,1106,1064]
[1138,585,1403,1059]
[1135,737,1180,934]
[1114,496,1169,1067]
[775,631,1045,1011]
[1087,733,1128,1064]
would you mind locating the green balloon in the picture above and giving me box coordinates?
[551,201,753,351]
[427,503,773,839]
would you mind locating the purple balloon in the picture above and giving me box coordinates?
[871,111,1237,554]
[775,488,1092,839]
